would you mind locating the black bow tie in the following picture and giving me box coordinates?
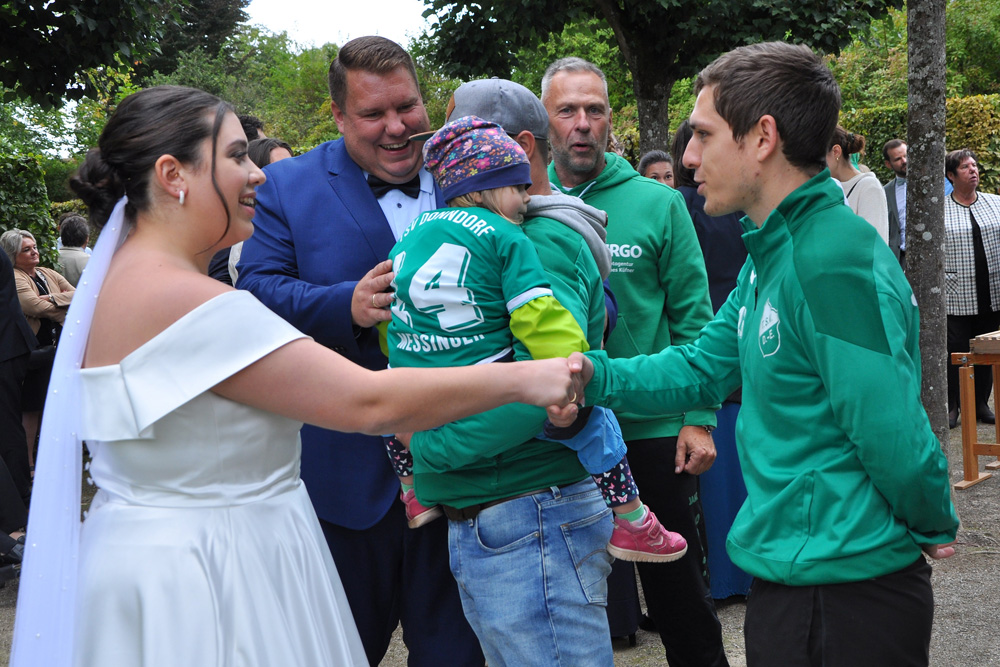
[367,173,421,199]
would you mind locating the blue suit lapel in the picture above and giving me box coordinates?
[326,142,398,260]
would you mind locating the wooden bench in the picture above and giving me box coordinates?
[951,331,1000,489]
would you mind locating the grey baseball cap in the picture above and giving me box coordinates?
[448,78,548,141]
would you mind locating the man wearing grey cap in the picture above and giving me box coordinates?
[407,78,619,664]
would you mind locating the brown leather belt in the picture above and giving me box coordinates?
[442,488,548,522]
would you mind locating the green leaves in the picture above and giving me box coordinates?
[0,154,58,268]
[416,0,900,153]
[1,0,173,108]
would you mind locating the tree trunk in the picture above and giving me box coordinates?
[633,72,676,157]
[592,0,676,157]
[906,0,949,449]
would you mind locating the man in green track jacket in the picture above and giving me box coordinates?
[543,57,727,667]
[562,42,959,667]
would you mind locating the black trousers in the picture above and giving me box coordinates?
[615,436,729,667]
[0,353,31,506]
[0,457,27,534]
[745,557,933,667]
[947,311,1000,412]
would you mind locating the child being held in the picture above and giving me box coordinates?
[383,116,686,562]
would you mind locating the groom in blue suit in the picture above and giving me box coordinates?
[238,36,484,666]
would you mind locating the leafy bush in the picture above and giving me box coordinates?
[40,156,82,203]
[0,154,58,268]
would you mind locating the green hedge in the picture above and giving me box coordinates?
[0,154,58,268]
[841,94,1000,193]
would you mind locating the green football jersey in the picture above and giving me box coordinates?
[387,206,556,369]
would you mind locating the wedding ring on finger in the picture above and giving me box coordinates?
[570,392,577,404]
[372,293,378,309]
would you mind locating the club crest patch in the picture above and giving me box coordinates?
[758,299,781,357]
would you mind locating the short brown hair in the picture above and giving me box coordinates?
[882,138,905,163]
[694,42,840,173]
[945,148,977,182]
[328,36,420,110]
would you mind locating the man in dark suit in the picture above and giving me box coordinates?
[0,248,37,506]
[883,139,907,265]
[237,36,483,666]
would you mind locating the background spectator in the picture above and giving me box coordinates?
[0,247,37,506]
[671,118,752,601]
[0,230,73,475]
[944,148,1000,428]
[638,149,674,188]
[57,214,90,286]
[826,126,889,243]
[226,137,294,284]
[239,113,266,141]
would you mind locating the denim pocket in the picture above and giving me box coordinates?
[561,507,614,604]
[474,500,541,553]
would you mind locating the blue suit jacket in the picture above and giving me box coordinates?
[237,138,444,529]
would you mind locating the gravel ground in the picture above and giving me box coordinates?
[1,418,997,666]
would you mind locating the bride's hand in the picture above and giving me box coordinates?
[545,352,593,427]
[515,357,578,408]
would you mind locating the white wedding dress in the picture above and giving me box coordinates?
[71,290,367,666]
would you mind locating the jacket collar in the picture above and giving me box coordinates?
[742,169,843,271]
[322,139,444,257]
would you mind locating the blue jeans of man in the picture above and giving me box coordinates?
[447,478,615,666]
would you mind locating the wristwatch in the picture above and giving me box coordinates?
[699,424,715,434]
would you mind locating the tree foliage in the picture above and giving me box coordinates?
[0,0,171,107]
[149,26,339,151]
[135,0,250,82]
[0,155,58,268]
[419,0,903,153]
[945,0,1000,97]
[827,7,909,111]
[828,0,1000,112]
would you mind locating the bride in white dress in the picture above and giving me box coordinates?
[10,86,581,667]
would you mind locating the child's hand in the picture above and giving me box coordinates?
[395,432,413,447]
[546,402,579,429]
[546,351,594,426]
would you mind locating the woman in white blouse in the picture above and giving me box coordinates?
[826,126,890,244]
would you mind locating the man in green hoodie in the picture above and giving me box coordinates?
[543,57,727,667]
[560,42,959,666]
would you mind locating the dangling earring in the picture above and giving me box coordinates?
[178,190,186,206]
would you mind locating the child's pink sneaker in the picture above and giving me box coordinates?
[400,488,443,528]
[608,508,688,562]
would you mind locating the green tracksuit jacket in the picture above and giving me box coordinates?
[584,170,959,585]
[550,153,717,439]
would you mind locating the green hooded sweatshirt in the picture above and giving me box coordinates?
[550,153,717,440]
[584,171,959,585]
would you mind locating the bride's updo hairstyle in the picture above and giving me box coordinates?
[71,85,233,230]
